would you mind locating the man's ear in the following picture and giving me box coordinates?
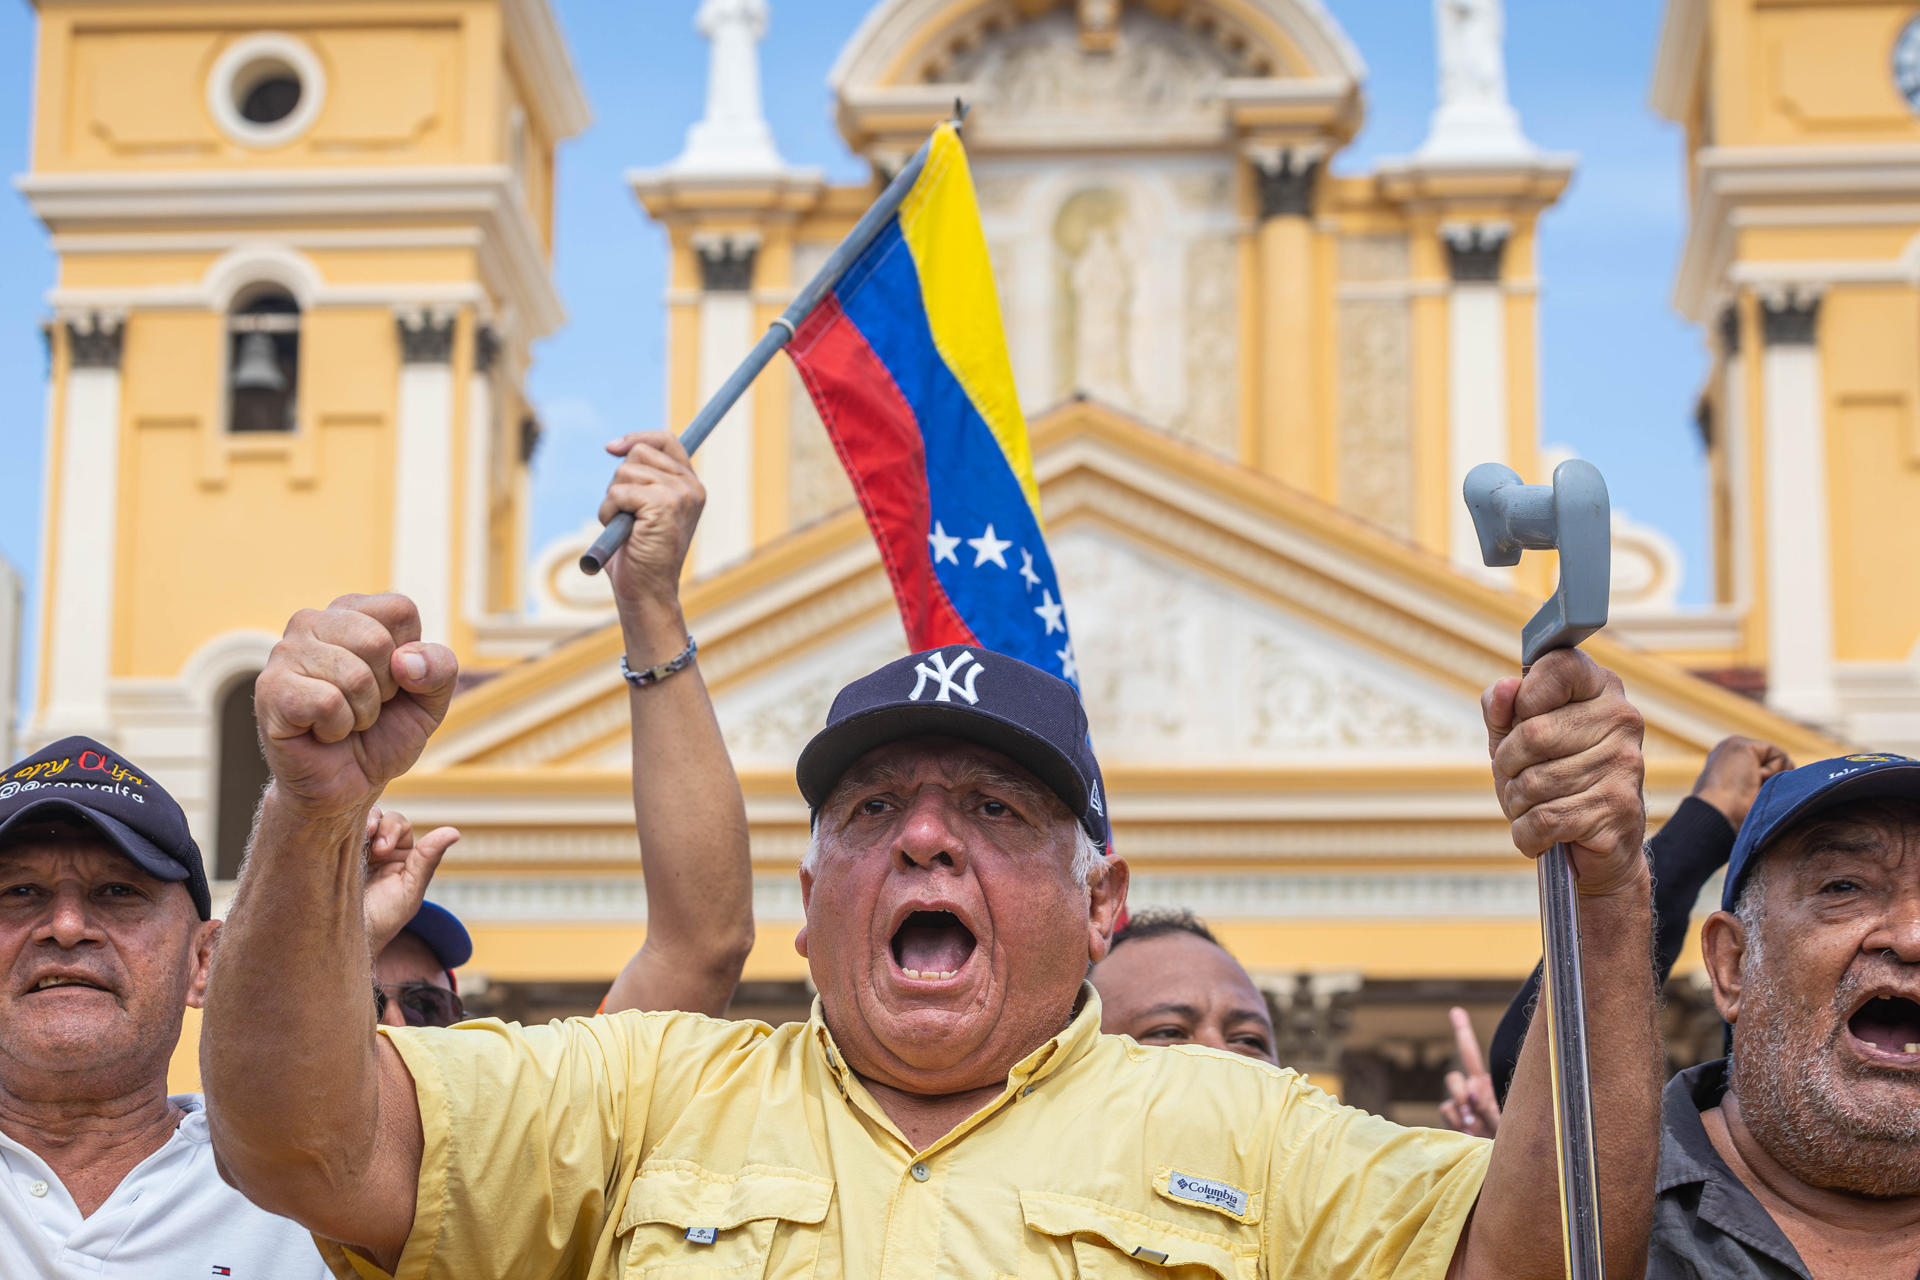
[1699,909,1748,1026]
[1085,856,1129,964]
[794,865,814,959]
[185,918,221,1010]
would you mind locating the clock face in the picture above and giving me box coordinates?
[1896,14,1920,112]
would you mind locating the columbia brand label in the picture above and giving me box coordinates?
[685,1227,718,1245]
[1165,1172,1249,1217]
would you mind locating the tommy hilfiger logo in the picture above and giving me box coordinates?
[909,650,985,705]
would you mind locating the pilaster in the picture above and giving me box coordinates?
[1443,222,1511,583]
[393,306,458,645]
[37,310,126,744]
[1248,146,1323,496]
[1758,288,1836,724]
[691,232,761,577]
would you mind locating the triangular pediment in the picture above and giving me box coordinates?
[389,402,1845,870]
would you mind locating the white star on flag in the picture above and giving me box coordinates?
[928,521,961,565]
[967,524,1012,568]
[1057,640,1078,682]
[1034,589,1065,635]
[1018,548,1042,592]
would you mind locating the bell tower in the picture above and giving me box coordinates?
[1654,0,1920,750]
[19,0,588,875]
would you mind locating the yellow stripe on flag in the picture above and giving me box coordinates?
[897,124,1043,519]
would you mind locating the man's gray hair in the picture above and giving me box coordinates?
[802,821,1104,890]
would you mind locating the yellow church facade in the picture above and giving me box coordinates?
[16,0,1884,1116]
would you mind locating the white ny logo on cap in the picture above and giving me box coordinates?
[909,649,985,705]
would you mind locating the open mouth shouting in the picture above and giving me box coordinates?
[888,907,979,986]
[1844,991,1920,1065]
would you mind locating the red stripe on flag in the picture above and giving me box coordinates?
[789,296,976,650]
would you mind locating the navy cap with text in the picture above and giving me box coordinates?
[0,736,212,919]
[796,646,1110,851]
[1722,752,1920,911]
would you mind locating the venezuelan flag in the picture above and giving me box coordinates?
[788,125,1078,686]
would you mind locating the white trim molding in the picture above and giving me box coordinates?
[1674,144,1920,321]
[206,32,326,150]
[17,166,566,339]
[417,869,1542,927]
[502,0,592,140]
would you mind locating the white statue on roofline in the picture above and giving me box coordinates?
[1417,0,1537,162]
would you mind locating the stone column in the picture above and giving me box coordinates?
[392,307,458,644]
[1759,288,1836,723]
[38,311,126,743]
[691,232,760,576]
[462,325,500,625]
[1443,222,1511,582]
[1250,147,1321,492]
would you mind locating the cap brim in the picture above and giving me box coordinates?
[797,702,1090,818]
[402,900,473,970]
[0,797,188,883]
[1755,763,1920,851]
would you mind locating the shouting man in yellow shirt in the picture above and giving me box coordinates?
[201,444,1659,1279]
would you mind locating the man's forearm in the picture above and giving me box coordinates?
[604,595,754,1017]
[1462,866,1661,1280]
[203,789,381,1208]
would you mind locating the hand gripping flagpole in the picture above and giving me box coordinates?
[580,123,951,575]
[1463,459,1611,1280]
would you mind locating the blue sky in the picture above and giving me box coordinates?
[0,0,1705,717]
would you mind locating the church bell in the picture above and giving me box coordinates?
[231,330,287,393]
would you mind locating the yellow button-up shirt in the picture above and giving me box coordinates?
[322,988,1487,1280]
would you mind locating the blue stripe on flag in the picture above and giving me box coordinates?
[835,222,1076,683]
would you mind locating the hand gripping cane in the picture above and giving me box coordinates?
[1463,459,1611,1280]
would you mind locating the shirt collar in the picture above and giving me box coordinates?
[806,982,1106,1146]
[1658,1058,1810,1276]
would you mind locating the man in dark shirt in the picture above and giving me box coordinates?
[1442,735,1791,1135]
[1651,752,1920,1279]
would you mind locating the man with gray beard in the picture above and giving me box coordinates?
[1651,752,1920,1279]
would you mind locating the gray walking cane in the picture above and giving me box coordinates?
[581,111,963,575]
[1464,459,1611,1280]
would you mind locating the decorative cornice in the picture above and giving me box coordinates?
[64,311,125,369]
[1760,289,1821,347]
[395,307,457,364]
[1441,222,1510,283]
[694,232,761,292]
[17,166,567,339]
[1248,147,1321,220]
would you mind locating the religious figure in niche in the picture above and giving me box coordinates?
[1436,0,1507,108]
[1068,223,1133,407]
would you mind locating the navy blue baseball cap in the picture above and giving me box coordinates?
[1722,752,1920,911]
[796,645,1111,850]
[401,900,473,971]
[0,736,212,919]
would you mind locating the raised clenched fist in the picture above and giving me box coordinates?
[254,593,459,822]
[596,430,705,622]
[1481,647,1648,897]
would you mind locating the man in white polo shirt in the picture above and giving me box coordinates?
[0,733,334,1277]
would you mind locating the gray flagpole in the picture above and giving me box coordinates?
[579,129,943,576]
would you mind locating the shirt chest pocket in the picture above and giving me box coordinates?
[617,1162,834,1279]
[1014,1190,1258,1280]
